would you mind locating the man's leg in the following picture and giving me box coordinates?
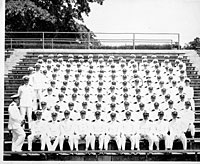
[104,135,110,150]
[115,135,121,150]
[40,134,46,151]
[68,135,74,150]
[12,127,26,152]
[27,107,33,129]
[27,134,34,151]
[52,137,59,151]
[73,135,79,150]
[99,134,105,150]
[146,135,154,150]
[46,136,53,151]
[11,130,18,151]
[90,135,96,150]
[121,135,126,151]
[179,134,187,150]
[85,134,92,150]
[59,135,65,151]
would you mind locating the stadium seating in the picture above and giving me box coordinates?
[4,50,200,161]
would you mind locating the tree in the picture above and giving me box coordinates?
[5,0,104,33]
[184,37,200,50]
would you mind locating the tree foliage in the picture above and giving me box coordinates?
[184,37,200,50]
[5,0,104,32]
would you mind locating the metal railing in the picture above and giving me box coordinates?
[5,32,180,49]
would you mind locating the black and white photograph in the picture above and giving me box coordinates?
[2,0,200,162]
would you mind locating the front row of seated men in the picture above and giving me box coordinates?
[28,108,192,152]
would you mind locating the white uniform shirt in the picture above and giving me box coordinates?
[8,102,23,130]
[60,118,74,136]
[47,120,61,137]
[121,119,138,135]
[153,119,169,135]
[30,119,47,136]
[106,120,121,136]
[168,118,185,136]
[75,118,90,135]
[138,119,154,135]
[18,84,34,107]
[32,71,45,89]
[92,119,106,135]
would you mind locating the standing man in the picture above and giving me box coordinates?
[18,76,35,129]
[8,94,26,152]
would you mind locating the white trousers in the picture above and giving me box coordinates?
[154,134,170,150]
[169,133,187,150]
[121,134,136,150]
[33,89,42,111]
[136,134,155,150]
[46,135,59,151]
[184,123,195,137]
[104,134,121,150]
[59,134,74,150]
[20,106,32,129]
[11,127,26,152]
[74,134,92,150]
[90,134,105,150]
[27,134,46,151]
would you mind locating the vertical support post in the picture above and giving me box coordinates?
[52,38,53,49]
[87,32,90,49]
[133,33,135,49]
[42,32,44,49]
[178,33,180,50]
[10,38,12,49]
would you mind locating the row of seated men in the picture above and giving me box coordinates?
[27,107,192,152]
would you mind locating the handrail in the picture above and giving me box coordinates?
[5,32,180,49]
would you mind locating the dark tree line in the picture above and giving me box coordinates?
[5,0,104,42]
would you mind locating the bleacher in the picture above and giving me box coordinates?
[4,50,200,161]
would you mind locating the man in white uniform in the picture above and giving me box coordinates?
[59,110,75,151]
[104,113,122,151]
[8,94,26,152]
[18,76,35,129]
[27,110,47,151]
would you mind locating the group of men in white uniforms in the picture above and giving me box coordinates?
[8,53,195,152]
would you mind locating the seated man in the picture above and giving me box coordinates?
[90,111,106,151]
[121,111,138,151]
[46,112,61,151]
[28,110,47,151]
[154,111,170,150]
[104,113,121,151]
[136,111,155,150]
[59,110,75,151]
[74,110,92,151]
[168,111,187,150]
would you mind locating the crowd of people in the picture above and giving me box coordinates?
[8,53,195,152]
